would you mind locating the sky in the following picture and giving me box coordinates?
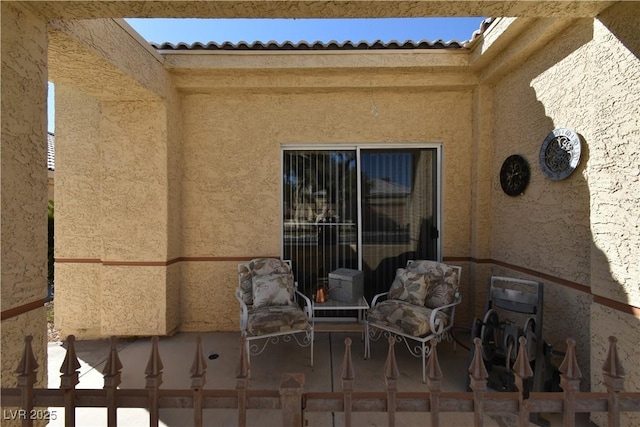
[125,17,486,45]
[48,17,486,132]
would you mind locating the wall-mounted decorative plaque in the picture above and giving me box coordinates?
[539,128,581,180]
[500,154,530,196]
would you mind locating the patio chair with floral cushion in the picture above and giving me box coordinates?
[235,258,314,371]
[365,260,462,383]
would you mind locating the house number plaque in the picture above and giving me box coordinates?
[539,128,581,180]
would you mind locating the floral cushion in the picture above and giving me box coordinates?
[388,268,429,306]
[238,262,254,305]
[406,260,459,309]
[251,258,292,276]
[367,299,448,337]
[252,273,294,308]
[248,305,309,335]
[238,258,292,306]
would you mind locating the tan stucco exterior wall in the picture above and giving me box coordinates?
[51,18,182,338]
[488,4,640,417]
[3,5,637,426]
[179,87,475,330]
[0,1,48,418]
[490,17,595,383]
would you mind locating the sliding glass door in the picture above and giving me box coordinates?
[282,150,359,299]
[282,146,440,304]
[360,148,439,298]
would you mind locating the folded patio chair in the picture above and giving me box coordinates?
[365,260,462,383]
[235,258,314,371]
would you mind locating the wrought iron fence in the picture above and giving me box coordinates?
[1,333,639,427]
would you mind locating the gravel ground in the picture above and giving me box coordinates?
[45,301,61,342]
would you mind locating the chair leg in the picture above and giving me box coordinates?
[364,323,370,359]
[422,342,427,383]
[310,329,314,368]
[245,337,251,378]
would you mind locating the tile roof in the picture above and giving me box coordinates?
[47,132,55,171]
[468,17,494,45]
[152,18,495,51]
[152,39,465,51]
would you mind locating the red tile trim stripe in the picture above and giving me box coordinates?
[51,256,640,318]
[444,256,640,317]
[1,297,48,321]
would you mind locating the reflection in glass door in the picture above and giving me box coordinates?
[282,150,358,299]
[360,148,439,300]
[282,146,439,306]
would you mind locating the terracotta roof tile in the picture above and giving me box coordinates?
[47,132,55,171]
[151,18,494,51]
[152,39,465,51]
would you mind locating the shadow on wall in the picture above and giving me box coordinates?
[491,16,595,394]
[598,2,640,61]
[515,12,640,427]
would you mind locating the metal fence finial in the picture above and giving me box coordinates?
[559,338,582,382]
[513,336,534,380]
[190,336,207,388]
[60,335,81,380]
[384,336,399,381]
[602,336,625,381]
[102,336,123,378]
[145,336,164,386]
[469,337,489,384]
[426,340,443,383]
[16,335,39,376]
[341,337,355,382]
[237,335,250,379]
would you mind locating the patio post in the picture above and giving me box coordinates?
[102,336,123,427]
[559,338,582,427]
[15,335,39,427]
[426,340,442,427]
[145,337,164,427]
[59,335,81,427]
[236,335,250,427]
[512,337,533,427]
[190,336,207,427]
[341,338,355,427]
[602,336,625,427]
[384,337,399,427]
[469,337,489,427]
[280,373,305,427]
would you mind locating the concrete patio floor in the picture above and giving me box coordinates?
[46,329,589,426]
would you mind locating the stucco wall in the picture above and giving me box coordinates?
[55,80,181,338]
[491,5,640,403]
[179,87,474,330]
[1,2,48,399]
[491,18,594,386]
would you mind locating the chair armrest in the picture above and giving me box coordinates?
[429,292,462,335]
[235,287,249,332]
[371,292,389,308]
[294,288,313,320]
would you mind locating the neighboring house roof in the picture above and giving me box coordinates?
[153,18,495,51]
[368,178,410,197]
[47,132,55,171]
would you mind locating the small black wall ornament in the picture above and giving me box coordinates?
[500,155,530,196]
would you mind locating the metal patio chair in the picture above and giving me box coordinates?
[366,260,462,383]
[235,258,314,372]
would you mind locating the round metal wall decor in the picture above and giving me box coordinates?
[500,155,530,196]
[539,128,581,180]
